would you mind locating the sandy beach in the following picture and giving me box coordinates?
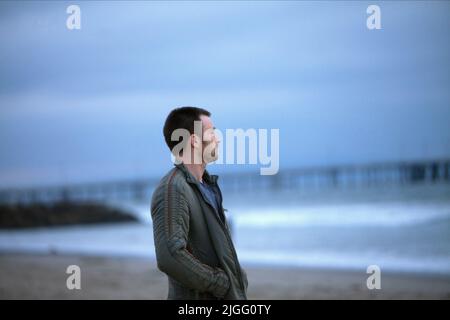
[1,253,449,300]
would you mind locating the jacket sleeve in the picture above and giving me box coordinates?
[151,179,230,298]
[240,265,248,292]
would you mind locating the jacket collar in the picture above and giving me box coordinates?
[174,162,226,225]
[174,162,219,186]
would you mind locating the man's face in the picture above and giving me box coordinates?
[200,115,220,164]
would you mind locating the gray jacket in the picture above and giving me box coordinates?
[151,163,248,299]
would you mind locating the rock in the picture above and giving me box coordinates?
[0,201,138,229]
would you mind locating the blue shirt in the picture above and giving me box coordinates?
[198,181,223,223]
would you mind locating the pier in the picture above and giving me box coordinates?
[0,159,448,205]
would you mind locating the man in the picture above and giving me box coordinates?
[151,106,248,300]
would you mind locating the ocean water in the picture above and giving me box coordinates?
[0,184,449,275]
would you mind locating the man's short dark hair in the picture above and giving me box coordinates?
[163,106,211,152]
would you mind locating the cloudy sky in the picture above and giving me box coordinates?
[0,1,449,187]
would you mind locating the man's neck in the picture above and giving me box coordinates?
[183,162,206,183]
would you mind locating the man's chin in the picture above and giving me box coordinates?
[203,155,218,164]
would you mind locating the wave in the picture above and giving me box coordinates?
[238,249,450,275]
[233,203,450,228]
[1,221,449,275]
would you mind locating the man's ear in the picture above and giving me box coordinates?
[191,134,201,148]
